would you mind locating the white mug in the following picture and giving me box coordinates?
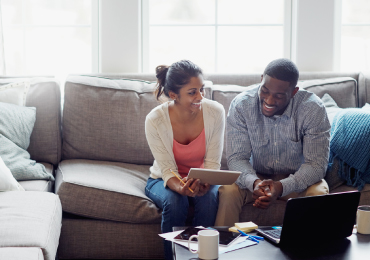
[357,205,370,235]
[188,229,219,260]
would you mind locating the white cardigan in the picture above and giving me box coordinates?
[145,98,225,187]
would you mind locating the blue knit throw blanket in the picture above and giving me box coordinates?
[329,109,370,190]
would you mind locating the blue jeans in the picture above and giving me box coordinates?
[145,178,219,260]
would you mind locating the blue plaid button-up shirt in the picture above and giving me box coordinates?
[227,85,331,197]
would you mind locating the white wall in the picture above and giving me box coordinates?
[98,0,342,73]
[99,0,141,73]
[292,0,341,71]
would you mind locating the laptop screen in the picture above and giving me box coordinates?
[279,191,360,246]
[257,191,360,247]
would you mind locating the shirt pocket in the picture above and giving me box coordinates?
[280,121,302,143]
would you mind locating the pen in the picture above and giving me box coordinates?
[170,169,194,193]
[237,229,263,243]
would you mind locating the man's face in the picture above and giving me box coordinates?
[258,74,298,117]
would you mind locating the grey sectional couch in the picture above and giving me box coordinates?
[55,72,370,259]
[2,72,370,260]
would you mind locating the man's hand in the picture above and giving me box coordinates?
[252,179,283,209]
[252,179,265,200]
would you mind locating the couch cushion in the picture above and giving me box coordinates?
[298,77,357,108]
[26,79,62,166]
[206,74,261,86]
[55,159,161,223]
[19,162,54,192]
[19,180,53,192]
[0,248,44,260]
[0,77,62,165]
[62,76,213,165]
[0,191,62,260]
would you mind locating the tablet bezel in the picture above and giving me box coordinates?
[187,168,241,185]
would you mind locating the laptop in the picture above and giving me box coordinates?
[256,191,360,247]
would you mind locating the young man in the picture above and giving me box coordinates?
[215,58,331,226]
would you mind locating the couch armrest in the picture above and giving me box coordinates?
[358,72,370,107]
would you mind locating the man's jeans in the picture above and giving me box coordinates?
[145,178,219,260]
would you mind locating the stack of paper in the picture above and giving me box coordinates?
[159,227,257,254]
[229,221,258,233]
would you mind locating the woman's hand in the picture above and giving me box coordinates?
[197,183,210,197]
[178,177,201,197]
[167,176,201,197]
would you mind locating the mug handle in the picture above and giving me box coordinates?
[188,235,198,254]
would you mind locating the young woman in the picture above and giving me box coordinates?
[145,60,225,259]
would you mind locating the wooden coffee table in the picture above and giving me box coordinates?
[172,226,370,260]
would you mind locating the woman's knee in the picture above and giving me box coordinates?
[163,193,189,212]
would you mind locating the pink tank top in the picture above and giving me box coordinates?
[173,129,206,178]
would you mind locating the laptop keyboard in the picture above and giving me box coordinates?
[263,229,282,239]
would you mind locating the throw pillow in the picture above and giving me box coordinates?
[321,93,344,125]
[320,94,346,189]
[0,81,30,106]
[0,156,24,191]
[0,102,35,150]
[0,102,54,181]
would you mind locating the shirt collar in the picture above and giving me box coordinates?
[281,98,294,119]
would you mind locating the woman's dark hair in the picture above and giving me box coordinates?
[264,58,299,88]
[155,60,203,100]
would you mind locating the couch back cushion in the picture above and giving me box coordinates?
[0,78,62,165]
[62,75,212,164]
[298,77,357,108]
[211,84,257,169]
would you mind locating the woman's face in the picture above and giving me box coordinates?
[172,76,205,113]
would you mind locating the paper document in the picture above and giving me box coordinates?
[159,229,257,254]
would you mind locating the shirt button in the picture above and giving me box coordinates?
[276,160,278,163]
[274,142,277,145]
[275,124,277,127]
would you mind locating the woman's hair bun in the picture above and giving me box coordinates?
[156,65,169,80]
[155,65,169,101]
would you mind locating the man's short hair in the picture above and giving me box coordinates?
[264,58,299,88]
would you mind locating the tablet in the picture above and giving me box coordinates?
[187,168,241,185]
